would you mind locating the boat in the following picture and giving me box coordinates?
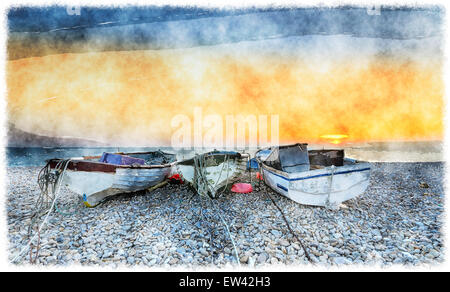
[176,150,250,198]
[45,150,177,207]
[255,143,371,209]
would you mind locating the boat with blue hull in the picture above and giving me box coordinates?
[255,143,371,209]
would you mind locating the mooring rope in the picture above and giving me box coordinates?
[197,193,214,265]
[190,152,241,266]
[259,166,314,264]
[207,196,241,267]
[325,165,336,209]
[264,190,314,264]
[214,154,231,199]
[11,159,71,264]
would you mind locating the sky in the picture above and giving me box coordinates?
[6,5,444,146]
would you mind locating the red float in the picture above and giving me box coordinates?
[231,183,253,194]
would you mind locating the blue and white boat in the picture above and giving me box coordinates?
[255,143,371,209]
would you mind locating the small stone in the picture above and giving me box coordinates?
[419,182,429,188]
[248,256,256,267]
[372,229,382,237]
[333,257,352,265]
[271,230,282,237]
[117,249,127,257]
[373,236,383,242]
[257,253,267,264]
[240,255,249,264]
[102,249,113,258]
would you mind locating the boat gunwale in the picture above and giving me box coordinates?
[260,162,371,182]
[47,151,176,173]
[177,151,249,166]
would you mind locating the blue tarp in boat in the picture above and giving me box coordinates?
[247,158,259,170]
[99,152,145,165]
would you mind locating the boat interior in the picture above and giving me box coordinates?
[262,144,351,173]
[177,150,244,167]
[81,151,176,166]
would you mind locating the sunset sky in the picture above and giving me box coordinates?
[7,6,444,146]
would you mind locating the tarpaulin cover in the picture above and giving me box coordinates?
[99,152,145,165]
[246,158,259,170]
[126,151,176,165]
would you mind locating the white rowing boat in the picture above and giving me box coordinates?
[256,143,371,209]
[46,151,177,207]
[177,150,249,198]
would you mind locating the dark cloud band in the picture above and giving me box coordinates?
[8,6,443,60]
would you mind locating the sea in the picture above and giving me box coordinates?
[5,147,172,167]
[5,141,444,167]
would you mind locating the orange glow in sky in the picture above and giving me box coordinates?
[6,48,443,146]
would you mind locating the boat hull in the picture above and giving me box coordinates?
[62,167,172,206]
[177,152,249,198]
[261,162,371,209]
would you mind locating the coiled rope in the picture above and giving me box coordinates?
[11,159,71,264]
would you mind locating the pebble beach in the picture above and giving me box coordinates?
[6,162,445,268]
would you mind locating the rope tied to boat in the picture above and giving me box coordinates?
[206,196,241,268]
[264,190,314,264]
[190,152,241,266]
[258,163,314,264]
[193,153,234,198]
[12,159,71,264]
[325,165,336,209]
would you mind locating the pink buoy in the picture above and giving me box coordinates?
[231,183,253,194]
